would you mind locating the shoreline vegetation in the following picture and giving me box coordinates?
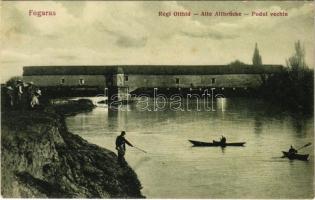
[1,98,144,198]
[259,41,314,115]
[260,68,313,115]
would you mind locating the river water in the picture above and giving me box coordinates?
[66,97,314,198]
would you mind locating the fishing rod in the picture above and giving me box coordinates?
[133,146,147,153]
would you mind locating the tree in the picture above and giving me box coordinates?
[286,40,308,73]
[261,40,313,113]
[285,40,312,110]
[229,60,246,67]
[252,43,266,84]
[252,43,262,67]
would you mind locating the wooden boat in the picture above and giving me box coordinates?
[189,140,246,147]
[282,151,309,161]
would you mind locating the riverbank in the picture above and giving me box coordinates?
[1,100,144,198]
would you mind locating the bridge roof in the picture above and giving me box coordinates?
[23,65,284,76]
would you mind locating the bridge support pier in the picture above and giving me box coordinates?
[105,67,129,105]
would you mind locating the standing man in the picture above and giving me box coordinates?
[115,131,133,166]
[30,89,41,109]
[15,80,24,108]
[25,82,36,103]
[6,86,15,107]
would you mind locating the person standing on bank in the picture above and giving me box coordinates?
[115,131,133,166]
[15,80,24,108]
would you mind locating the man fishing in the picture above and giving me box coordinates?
[115,131,133,166]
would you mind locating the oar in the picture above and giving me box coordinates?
[297,142,312,150]
[133,146,147,153]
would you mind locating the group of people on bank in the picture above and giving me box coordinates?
[5,79,42,109]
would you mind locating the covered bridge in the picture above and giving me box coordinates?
[23,65,284,97]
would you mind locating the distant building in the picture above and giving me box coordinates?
[23,65,284,93]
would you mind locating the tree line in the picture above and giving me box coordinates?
[254,41,313,114]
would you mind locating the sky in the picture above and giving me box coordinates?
[1,1,314,83]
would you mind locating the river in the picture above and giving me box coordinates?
[66,97,314,198]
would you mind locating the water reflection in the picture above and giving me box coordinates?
[220,146,226,154]
[107,108,118,129]
[290,115,312,137]
[216,96,227,112]
[108,106,131,131]
[254,116,263,134]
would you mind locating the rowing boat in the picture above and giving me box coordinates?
[282,151,309,161]
[188,140,246,147]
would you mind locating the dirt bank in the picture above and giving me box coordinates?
[1,100,144,198]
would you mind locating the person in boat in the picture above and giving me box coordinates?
[220,136,226,144]
[288,145,298,155]
[115,131,133,166]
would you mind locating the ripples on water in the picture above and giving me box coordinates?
[66,98,314,198]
